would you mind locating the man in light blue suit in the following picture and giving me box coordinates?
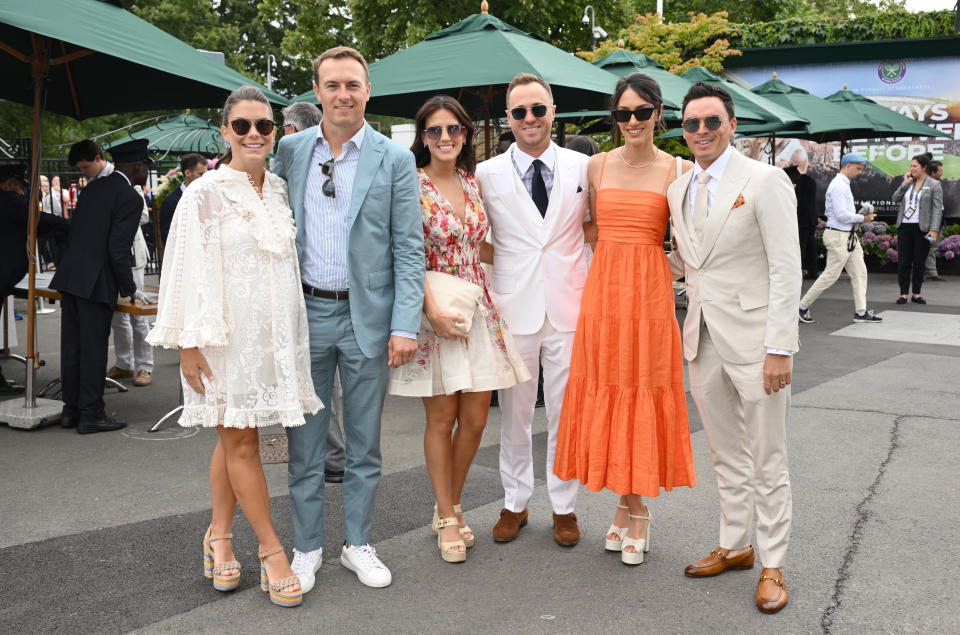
[272,46,424,593]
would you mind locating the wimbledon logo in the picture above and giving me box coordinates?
[878,60,906,84]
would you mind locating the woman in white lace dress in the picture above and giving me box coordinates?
[147,86,321,608]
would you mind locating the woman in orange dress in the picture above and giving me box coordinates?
[554,73,696,565]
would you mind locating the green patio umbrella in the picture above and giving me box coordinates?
[0,0,288,413]
[680,67,809,129]
[294,8,620,155]
[104,114,225,157]
[823,87,948,139]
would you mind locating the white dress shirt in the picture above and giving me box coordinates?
[511,143,556,198]
[824,173,864,231]
[900,184,922,224]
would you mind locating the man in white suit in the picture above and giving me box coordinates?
[667,82,800,614]
[476,73,590,546]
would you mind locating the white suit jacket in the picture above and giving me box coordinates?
[476,143,590,335]
[667,148,801,364]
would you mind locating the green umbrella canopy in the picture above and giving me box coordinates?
[294,12,620,120]
[104,114,225,157]
[0,0,288,119]
[591,50,688,112]
[823,88,949,139]
[680,67,809,128]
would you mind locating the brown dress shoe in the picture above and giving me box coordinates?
[492,508,528,542]
[684,546,755,577]
[106,366,134,379]
[756,568,788,613]
[134,370,152,386]
[553,512,580,546]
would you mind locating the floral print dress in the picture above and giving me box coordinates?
[388,169,530,396]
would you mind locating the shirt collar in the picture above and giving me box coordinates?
[512,142,556,175]
[692,145,733,183]
[317,121,366,154]
[836,173,850,185]
[94,161,114,181]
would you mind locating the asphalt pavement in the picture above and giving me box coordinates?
[1,272,958,634]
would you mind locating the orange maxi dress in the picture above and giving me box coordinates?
[553,155,696,497]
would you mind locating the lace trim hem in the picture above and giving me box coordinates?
[145,325,230,350]
[178,400,323,429]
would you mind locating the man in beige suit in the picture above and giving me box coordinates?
[667,82,801,614]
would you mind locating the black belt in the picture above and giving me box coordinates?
[302,283,349,300]
[825,227,849,232]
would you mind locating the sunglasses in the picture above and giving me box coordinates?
[229,118,276,136]
[681,115,724,133]
[424,125,465,141]
[320,159,335,198]
[611,107,656,123]
[509,104,549,120]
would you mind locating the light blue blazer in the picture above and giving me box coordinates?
[272,122,425,358]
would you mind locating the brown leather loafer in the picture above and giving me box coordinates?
[492,508,528,542]
[756,568,788,613]
[684,545,755,577]
[105,366,134,380]
[553,512,580,546]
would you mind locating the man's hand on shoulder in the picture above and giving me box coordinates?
[388,334,417,367]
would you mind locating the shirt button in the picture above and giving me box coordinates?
[326,259,331,264]
[327,210,332,215]
[698,269,704,275]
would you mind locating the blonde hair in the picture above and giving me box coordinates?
[313,46,370,85]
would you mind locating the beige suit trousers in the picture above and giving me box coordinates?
[800,228,868,312]
[688,324,792,568]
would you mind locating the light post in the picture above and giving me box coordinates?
[266,54,276,90]
[581,5,607,50]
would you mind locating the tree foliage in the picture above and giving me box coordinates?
[577,12,741,74]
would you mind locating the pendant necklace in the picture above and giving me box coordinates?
[619,147,660,169]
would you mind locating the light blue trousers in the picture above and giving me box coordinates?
[286,296,388,551]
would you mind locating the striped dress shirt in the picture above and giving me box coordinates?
[300,124,365,290]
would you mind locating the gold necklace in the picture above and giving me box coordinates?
[619,147,659,169]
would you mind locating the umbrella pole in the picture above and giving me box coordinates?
[484,85,493,160]
[24,34,49,409]
[770,132,777,165]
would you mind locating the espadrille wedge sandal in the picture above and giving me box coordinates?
[258,545,302,607]
[202,526,241,591]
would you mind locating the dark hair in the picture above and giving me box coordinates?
[411,95,476,174]
[609,72,665,146]
[219,86,273,167]
[180,153,205,172]
[495,131,515,156]
[682,81,735,120]
[68,139,102,166]
[911,151,933,170]
[927,159,942,176]
[783,165,800,185]
[564,134,600,156]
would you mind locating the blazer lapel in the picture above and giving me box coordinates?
[506,158,546,241]
[699,169,748,262]
[668,169,699,265]
[539,153,566,240]
[349,123,385,227]
[291,132,315,231]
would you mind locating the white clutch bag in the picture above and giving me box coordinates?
[423,270,484,333]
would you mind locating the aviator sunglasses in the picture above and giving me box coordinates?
[320,159,336,198]
[611,107,656,123]
[509,104,549,120]
[229,117,276,136]
[424,124,465,141]
[681,115,724,133]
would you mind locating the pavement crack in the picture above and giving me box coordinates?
[819,414,905,634]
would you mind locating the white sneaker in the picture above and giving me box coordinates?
[340,544,392,588]
[290,547,323,594]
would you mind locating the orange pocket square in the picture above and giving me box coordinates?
[731,195,745,210]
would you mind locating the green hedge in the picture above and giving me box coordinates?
[733,10,955,48]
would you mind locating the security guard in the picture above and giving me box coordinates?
[1,164,69,395]
[51,139,149,433]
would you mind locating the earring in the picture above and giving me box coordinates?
[224,141,231,148]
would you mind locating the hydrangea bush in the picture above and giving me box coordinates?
[860,221,898,264]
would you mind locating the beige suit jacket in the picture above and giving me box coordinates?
[667,148,801,365]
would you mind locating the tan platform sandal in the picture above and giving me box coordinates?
[202,526,241,591]
[621,512,652,566]
[452,504,475,548]
[604,504,630,552]
[258,545,302,607]
[436,517,467,563]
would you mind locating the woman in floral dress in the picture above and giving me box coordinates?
[388,96,529,563]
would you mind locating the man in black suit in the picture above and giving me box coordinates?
[1,164,70,395]
[51,140,149,433]
[158,152,206,246]
[785,165,819,279]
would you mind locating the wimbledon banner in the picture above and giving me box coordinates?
[729,57,958,218]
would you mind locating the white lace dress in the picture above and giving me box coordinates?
[146,165,322,428]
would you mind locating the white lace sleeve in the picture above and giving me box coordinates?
[147,179,230,349]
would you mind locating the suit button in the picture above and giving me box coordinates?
[698,269,704,275]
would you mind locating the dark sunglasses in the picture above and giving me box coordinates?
[611,107,656,123]
[320,159,335,198]
[424,124,465,141]
[509,104,549,120]
[681,115,724,133]
[229,118,276,136]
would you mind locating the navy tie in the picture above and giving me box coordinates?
[531,159,548,217]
